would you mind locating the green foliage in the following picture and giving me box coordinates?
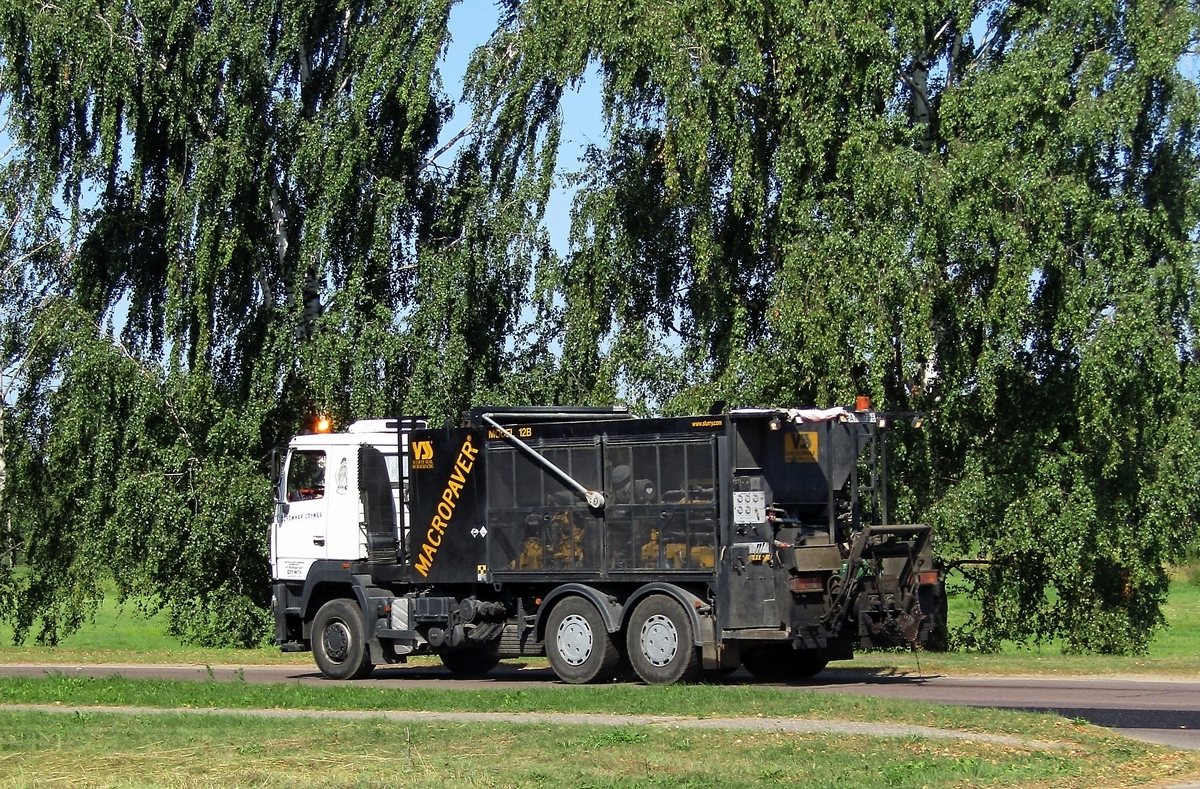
[1184,543,1200,587]
[917,0,1200,653]
[0,0,483,645]
[170,582,274,648]
[1,0,1198,654]
[1,299,272,644]
[469,0,1200,652]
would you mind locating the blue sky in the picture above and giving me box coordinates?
[442,1,605,254]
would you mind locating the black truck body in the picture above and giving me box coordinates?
[271,405,945,684]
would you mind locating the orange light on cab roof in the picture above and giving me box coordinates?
[315,415,333,433]
[854,395,871,411]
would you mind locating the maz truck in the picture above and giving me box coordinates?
[270,404,945,684]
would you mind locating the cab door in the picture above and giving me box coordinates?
[271,448,329,580]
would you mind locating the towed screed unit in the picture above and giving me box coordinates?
[270,405,946,684]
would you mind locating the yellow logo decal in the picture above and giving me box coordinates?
[784,432,819,463]
[411,440,434,470]
[413,434,479,578]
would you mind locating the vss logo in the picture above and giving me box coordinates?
[784,432,819,463]
[411,440,434,469]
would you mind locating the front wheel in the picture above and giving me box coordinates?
[545,597,621,684]
[625,595,701,685]
[311,599,374,680]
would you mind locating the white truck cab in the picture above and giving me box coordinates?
[270,419,422,583]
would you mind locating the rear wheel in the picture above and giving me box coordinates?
[312,599,374,680]
[625,595,701,685]
[742,645,828,682]
[545,597,621,684]
[792,653,829,679]
[923,588,950,652]
[702,666,739,683]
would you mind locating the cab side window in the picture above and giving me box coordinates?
[287,451,327,501]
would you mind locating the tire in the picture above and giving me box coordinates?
[742,645,827,682]
[440,643,501,677]
[311,599,374,680]
[702,666,739,684]
[544,597,621,684]
[625,595,701,685]
[923,588,950,652]
[792,653,829,679]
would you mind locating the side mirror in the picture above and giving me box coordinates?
[271,446,287,507]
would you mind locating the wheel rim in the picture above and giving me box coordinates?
[639,613,678,667]
[556,613,594,666]
[323,620,351,662]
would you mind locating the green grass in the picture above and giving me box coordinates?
[1,577,1199,787]
[0,673,1105,733]
[3,710,1194,789]
[0,678,1198,788]
[2,573,1198,787]
[0,593,306,666]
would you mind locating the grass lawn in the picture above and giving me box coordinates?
[0,593,308,666]
[1,573,1199,787]
[1,678,1199,788]
[2,710,1193,789]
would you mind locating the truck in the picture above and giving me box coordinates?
[270,403,945,684]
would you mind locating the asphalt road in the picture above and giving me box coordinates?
[1,662,1197,750]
